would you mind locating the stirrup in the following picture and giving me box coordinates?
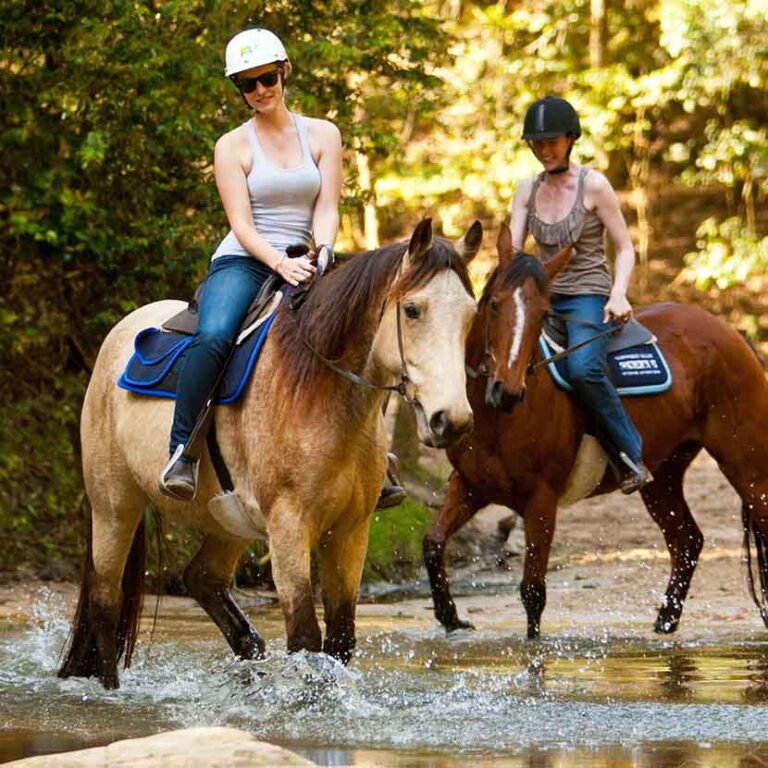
[159,444,199,501]
[618,451,653,495]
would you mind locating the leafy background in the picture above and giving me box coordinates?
[1,0,766,582]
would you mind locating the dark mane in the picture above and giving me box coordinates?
[480,251,546,304]
[273,237,473,393]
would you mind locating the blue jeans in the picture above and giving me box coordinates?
[551,293,643,463]
[169,255,272,455]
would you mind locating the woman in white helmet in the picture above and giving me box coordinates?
[160,27,342,500]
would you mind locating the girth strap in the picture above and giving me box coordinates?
[206,416,235,493]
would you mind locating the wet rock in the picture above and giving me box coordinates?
[5,727,314,767]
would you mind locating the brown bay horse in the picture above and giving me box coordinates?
[424,224,768,639]
[59,219,481,688]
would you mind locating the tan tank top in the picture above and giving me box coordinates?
[527,168,612,296]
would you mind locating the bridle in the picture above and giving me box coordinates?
[466,290,620,381]
[293,252,420,407]
[298,298,419,405]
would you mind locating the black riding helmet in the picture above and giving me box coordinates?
[522,96,581,141]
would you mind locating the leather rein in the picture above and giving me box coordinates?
[291,253,418,406]
[466,309,619,380]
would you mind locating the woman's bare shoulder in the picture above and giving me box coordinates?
[301,115,341,143]
[214,122,249,154]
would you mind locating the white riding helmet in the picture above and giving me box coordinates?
[224,29,288,77]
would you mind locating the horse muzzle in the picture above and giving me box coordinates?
[486,379,526,411]
[414,402,474,448]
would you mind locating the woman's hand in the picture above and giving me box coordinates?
[275,254,316,287]
[604,290,633,325]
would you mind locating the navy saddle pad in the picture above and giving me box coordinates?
[539,335,673,396]
[117,311,277,403]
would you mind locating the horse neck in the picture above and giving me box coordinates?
[269,259,399,424]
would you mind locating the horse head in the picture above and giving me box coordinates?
[476,223,572,411]
[373,218,482,447]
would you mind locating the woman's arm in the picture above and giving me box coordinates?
[509,178,532,251]
[308,120,342,256]
[213,130,314,286]
[590,172,636,322]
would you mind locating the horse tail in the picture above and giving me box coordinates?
[58,503,158,679]
[741,501,768,627]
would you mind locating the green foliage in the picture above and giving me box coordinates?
[3,0,768,577]
[0,0,444,573]
[363,500,433,582]
[683,216,768,290]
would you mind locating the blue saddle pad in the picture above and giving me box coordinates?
[117,312,277,403]
[539,335,672,396]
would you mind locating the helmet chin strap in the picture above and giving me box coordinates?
[545,136,574,176]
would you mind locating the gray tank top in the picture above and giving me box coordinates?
[212,113,321,261]
[527,168,612,296]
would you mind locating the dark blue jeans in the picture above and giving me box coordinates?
[169,255,272,455]
[552,293,643,463]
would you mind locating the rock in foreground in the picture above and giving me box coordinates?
[6,727,314,767]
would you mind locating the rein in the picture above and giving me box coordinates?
[291,252,419,405]
[296,301,417,403]
[466,308,620,379]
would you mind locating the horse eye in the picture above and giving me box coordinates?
[404,303,421,319]
[489,298,499,313]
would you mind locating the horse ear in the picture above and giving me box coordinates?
[455,220,483,264]
[496,223,515,270]
[543,243,573,283]
[406,218,433,262]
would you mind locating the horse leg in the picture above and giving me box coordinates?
[183,534,265,659]
[710,457,768,628]
[316,523,370,664]
[520,488,558,639]
[59,494,146,690]
[423,471,483,632]
[268,504,322,654]
[639,445,703,634]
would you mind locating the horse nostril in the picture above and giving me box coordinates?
[429,410,449,437]
[491,380,504,403]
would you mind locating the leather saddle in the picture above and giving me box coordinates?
[542,315,655,353]
[160,244,311,341]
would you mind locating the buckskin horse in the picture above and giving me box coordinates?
[424,224,768,639]
[59,219,481,689]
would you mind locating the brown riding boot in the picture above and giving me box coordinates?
[159,445,199,501]
[376,452,407,509]
[619,452,653,495]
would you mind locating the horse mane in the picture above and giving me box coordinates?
[480,251,546,304]
[273,237,473,393]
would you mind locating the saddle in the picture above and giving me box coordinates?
[542,315,655,354]
[160,246,312,341]
[539,316,673,397]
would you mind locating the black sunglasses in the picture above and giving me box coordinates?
[234,67,282,94]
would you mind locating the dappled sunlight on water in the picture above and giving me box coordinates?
[3,589,768,766]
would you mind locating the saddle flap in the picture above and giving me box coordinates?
[162,273,284,341]
[543,316,656,354]
[608,319,655,353]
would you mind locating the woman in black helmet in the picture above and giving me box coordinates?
[509,95,651,494]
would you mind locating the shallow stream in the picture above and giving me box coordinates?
[3,588,768,766]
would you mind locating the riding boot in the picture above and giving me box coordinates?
[159,445,199,501]
[618,452,653,495]
[376,452,407,509]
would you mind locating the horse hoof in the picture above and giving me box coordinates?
[445,619,475,634]
[653,616,679,634]
[235,631,266,660]
[101,672,120,690]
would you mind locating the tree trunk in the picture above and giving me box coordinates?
[590,0,607,69]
